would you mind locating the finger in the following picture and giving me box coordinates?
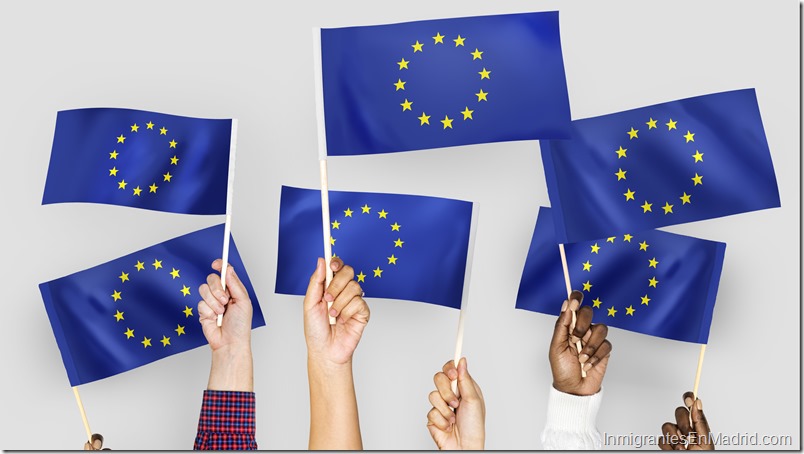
[441,359,459,382]
[91,434,103,450]
[324,264,355,304]
[660,422,681,450]
[428,389,456,423]
[303,258,326,311]
[584,340,612,372]
[329,280,362,318]
[330,256,344,272]
[573,305,594,339]
[223,265,251,306]
[427,407,452,432]
[336,294,369,325]
[200,274,227,315]
[674,406,692,437]
[579,324,609,365]
[456,358,481,404]
[682,391,695,409]
[691,399,711,437]
[434,370,459,409]
[550,300,575,353]
[197,298,217,323]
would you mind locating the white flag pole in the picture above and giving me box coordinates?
[451,205,478,394]
[72,386,92,442]
[558,244,586,378]
[217,119,238,327]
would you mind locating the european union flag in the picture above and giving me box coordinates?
[43,108,232,215]
[516,208,726,344]
[541,89,780,243]
[276,186,472,309]
[320,11,571,156]
[39,224,266,386]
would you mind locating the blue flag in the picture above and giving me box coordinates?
[320,11,571,156]
[43,108,232,215]
[541,89,780,243]
[276,186,472,309]
[39,225,265,386]
[516,207,726,344]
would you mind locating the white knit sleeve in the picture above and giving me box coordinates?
[540,386,603,450]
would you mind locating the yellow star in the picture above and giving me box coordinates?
[133,186,142,196]
[692,150,704,163]
[641,294,650,305]
[175,324,186,336]
[356,272,366,283]
[666,119,677,130]
[373,267,383,278]
[118,180,128,190]
[615,146,627,158]
[130,123,139,132]
[331,220,340,229]
[109,150,118,159]
[141,337,152,348]
[401,99,413,111]
[680,192,691,204]
[590,243,600,254]
[146,121,154,130]
[170,155,179,165]
[625,305,635,316]
[397,58,409,70]
[163,172,173,182]
[627,127,639,139]
[648,257,659,268]
[124,328,135,339]
[475,89,488,102]
[582,280,592,291]
[160,335,171,347]
[615,168,627,181]
[646,117,657,129]
[149,183,158,193]
[641,201,653,213]
[441,115,453,129]
[108,167,118,177]
[684,131,695,143]
[478,68,491,79]
[433,32,444,44]
[607,237,616,243]
[170,268,180,279]
[181,285,191,297]
[460,106,474,120]
[638,241,649,251]
[117,134,126,143]
[135,261,145,271]
[662,202,673,214]
[394,238,404,248]
[648,277,659,288]
[361,204,371,214]
[378,209,388,219]
[418,112,431,126]
[330,236,336,245]
[592,297,602,308]
[607,306,617,317]
[412,40,423,52]
[344,208,353,217]
[453,35,465,46]
[623,233,633,242]
[160,127,168,135]
[691,173,703,186]
[152,259,162,270]
[119,272,129,283]
[387,254,398,265]
[111,290,122,301]
[624,188,635,201]
[394,79,406,91]
[169,139,177,149]
[471,48,483,60]
[183,306,193,317]
[391,222,401,231]
[114,310,124,322]
[582,260,592,271]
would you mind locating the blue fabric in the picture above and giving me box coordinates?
[43,108,232,215]
[321,11,571,156]
[516,207,726,344]
[275,186,472,309]
[40,225,265,386]
[541,89,780,243]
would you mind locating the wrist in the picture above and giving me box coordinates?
[208,344,253,392]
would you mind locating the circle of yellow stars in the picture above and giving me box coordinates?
[578,234,660,318]
[112,257,193,349]
[331,204,404,284]
[614,117,704,216]
[395,32,491,130]
[107,121,181,197]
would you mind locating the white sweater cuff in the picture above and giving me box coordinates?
[541,386,603,450]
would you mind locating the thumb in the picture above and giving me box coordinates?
[303,258,326,312]
[456,357,479,403]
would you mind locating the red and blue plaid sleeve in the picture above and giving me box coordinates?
[193,390,258,450]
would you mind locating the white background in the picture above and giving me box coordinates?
[0,0,799,450]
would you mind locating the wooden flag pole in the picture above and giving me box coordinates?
[558,244,586,378]
[450,206,478,394]
[451,308,466,394]
[692,344,707,398]
[72,386,92,442]
[319,159,336,325]
[217,119,239,327]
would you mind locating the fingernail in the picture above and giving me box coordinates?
[561,300,568,312]
[446,424,452,432]
[684,396,694,407]
[329,308,337,317]
[696,399,703,411]
[450,400,459,408]
[579,354,589,363]
[582,362,593,372]
[324,293,334,302]
[447,370,457,380]
[570,335,581,344]
[570,299,580,311]
[219,295,228,304]
[450,416,456,424]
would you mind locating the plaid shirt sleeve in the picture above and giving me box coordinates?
[193,390,258,450]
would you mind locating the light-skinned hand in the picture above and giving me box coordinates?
[426,358,485,450]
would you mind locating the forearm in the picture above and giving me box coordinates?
[208,345,254,392]
[307,358,362,450]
